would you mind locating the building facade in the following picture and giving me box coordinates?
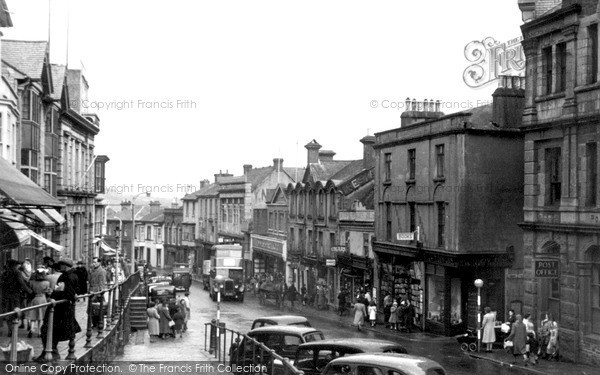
[374,90,524,336]
[519,0,600,364]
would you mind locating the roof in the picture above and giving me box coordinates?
[306,160,354,183]
[106,205,150,221]
[330,160,364,182]
[0,155,63,208]
[248,325,322,335]
[197,183,220,197]
[283,167,305,182]
[139,210,164,223]
[246,166,274,190]
[298,338,407,353]
[49,64,66,100]
[252,315,310,326]
[326,353,445,375]
[1,40,48,79]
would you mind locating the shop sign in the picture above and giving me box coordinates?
[338,168,374,195]
[534,259,559,278]
[326,259,336,266]
[396,232,415,241]
[252,236,284,257]
[331,246,347,253]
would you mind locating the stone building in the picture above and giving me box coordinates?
[518,0,600,364]
[373,89,525,336]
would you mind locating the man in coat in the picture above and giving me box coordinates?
[1,260,32,334]
[39,258,81,360]
[506,314,528,365]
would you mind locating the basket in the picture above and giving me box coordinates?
[1,347,33,362]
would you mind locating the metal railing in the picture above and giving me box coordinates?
[0,270,141,362]
[203,321,304,375]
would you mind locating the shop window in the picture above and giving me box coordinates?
[427,264,445,323]
[450,278,462,326]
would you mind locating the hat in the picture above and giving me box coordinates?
[57,258,74,267]
[393,301,398,305]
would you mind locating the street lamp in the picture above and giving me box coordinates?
[474,278,484,353]
[131,192,150,274]
[214,274,225,356]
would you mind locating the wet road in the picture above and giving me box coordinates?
[185,281,530,375]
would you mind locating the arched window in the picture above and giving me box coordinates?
[299,191,305,216]
[290,191,296,215]
[318,190,324,218]
[329,191,336,218]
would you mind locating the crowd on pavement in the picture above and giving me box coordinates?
[146,292,190,342]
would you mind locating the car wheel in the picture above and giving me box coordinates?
[460,343,469,352]
[469,343,477,352]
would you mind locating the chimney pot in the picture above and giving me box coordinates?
[273,158,284,171]
[360,135,376,170]
[305,139,322,164]
[243,164,253,175]
[318,150,336,162]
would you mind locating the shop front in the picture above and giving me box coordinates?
[337,253,372,303]
[251,234,287,279]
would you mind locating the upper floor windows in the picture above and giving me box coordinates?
[556,43,567,92]
[435,144,445,178]
[589,24,598,84]
[408,149,416,180]
[542,43,567,95]
[587,142,598,207]
[545,147,562,205]
[384,153,392,182]
[543,46,553,95]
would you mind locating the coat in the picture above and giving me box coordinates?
[353,302,367,326]
[1,267,32,313]
[41,269,81,343]
[26,280,50,321]
[158,305,173,334]
[147,307,160,336]
[172,311,185,331]
[506,320,527,355]
[389,305,399,323]
[482,312,497,344]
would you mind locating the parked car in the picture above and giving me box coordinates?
[293,339,408,375]
[322,353,447,375]
[229,326,324,373]
[251,315,311,330]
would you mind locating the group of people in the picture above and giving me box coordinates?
[383,293,416,332]
[479,307,560,366]
[146,292,191,342]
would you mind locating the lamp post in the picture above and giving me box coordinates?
[474,278,484,353]
[114,219,122,303]
[214,274,224,357]
[130,192,150,274]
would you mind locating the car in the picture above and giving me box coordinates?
[293,339,409,375]
[322,353,447,375]
[251,315,312,330]
[229,326,324,373]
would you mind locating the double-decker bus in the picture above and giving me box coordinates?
[208,243,245,302]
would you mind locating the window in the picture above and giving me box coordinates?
[437,202,445,247]
[299,192,305,217]
[587,143,597,206]
[318,191,324,218]
[318,231,323,254]
[556,43,567,92]
[269,212,274,229]
[94,157,107,193]
[590,24,598,84]
[363,233,369,256]
[592,250,600,334]
[546,147,562,205]
[43,157,57,195]
[290,192,296,216]
[426,264,445,323]
[156,227,162,243]
[408,149,416,180]
[147,226,152,240]
[330,232,336,249]
[543,46,553,95]
[299,228,305,253]
[385,202,392,241]
[435,144,445,178]
[329,191,336,218]
[384,153,391,182]
[307,230,313,255]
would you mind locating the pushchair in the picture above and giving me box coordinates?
[456,328,478,352]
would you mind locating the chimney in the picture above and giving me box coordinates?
[318,150,336,162]
[518,0,536,22]
[199,179,210,189]
[491,76,525,128]
[400,98,444,127]
[120,200,132,211]
[305,139,322,164]
[273,158,284,171]
[360,135,376,169]
[214,170,233,183]
[149,201,161,213]
[243,164,253,175]
[171,198,179,209]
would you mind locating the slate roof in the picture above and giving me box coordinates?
[1,40,48,79]
[49,64,66,100]
[283,167,305,182]
[197,183,220,198]
[139,210,164,223]
[107,205,150,221]
[331,160,365,182]
[306,160,353,183]
[246,166,273,190]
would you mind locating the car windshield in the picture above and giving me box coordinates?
[303,332,324,342]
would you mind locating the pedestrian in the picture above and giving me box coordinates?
[403,298,416,333]
[389,301,399,330]
[1,259,32,335]
[19,259,33,330]
[523,313,537,363]
[506,314,528,366]
[383,293,393,328]
[538,313,552,359]
[398,299,407,330]
[481,306,496,352]
[546,321,559,360]
[158,299,173,339]
[364,288,372,304]
[287,282,297,311]
[301,284,307,306]
[172,306,185,338]
[38,258,81,361]
[89,257,108,328]
[73,260,89,297]
[147,301,160,343]
[179,292,191,332]
[337,289,347,316]
[368,300,377,327]
[26,268,50,338]
[353,297,367,331]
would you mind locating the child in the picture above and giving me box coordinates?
[172,307,186,338]
[389,302,399,330]
[368,300,377,327]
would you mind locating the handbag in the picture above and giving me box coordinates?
[168,320,175,327]
[503,340,513,348]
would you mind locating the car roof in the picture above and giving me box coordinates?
[249,325,321,335]
[253,315,309,325]
[326,353,444,374]
[297,338,406,353]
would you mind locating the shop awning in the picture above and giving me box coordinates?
[0,156,63,208]
[100,241,116,254]
[0,217,63,252]
[27,230,63,252]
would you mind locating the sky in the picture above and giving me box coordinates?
[2,0,525,199]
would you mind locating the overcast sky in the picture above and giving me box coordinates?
[3,0,524,199]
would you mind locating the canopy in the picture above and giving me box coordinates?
[0,217,63,252]
[0,156,63,208]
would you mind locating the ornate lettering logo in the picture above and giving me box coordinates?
[463,37,525,88]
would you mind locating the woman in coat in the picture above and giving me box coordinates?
[352,297,367,331]
[147,301,160,342]
[26,269,50,337]
[389,301,399,330]
[481,306,497,352]
[172,307,186,338]
[157,300,173,339]
[506,314,528,365]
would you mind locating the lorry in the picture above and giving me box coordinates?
[208,243,245,302]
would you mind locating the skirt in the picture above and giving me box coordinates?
[26,295,47,321]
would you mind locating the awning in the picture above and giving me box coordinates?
[29,208,55,226]
[100,241,116,254]
[26,230,63,252]
[0,219,30,248]
[0,156,63,208]
[43,209,66,225]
